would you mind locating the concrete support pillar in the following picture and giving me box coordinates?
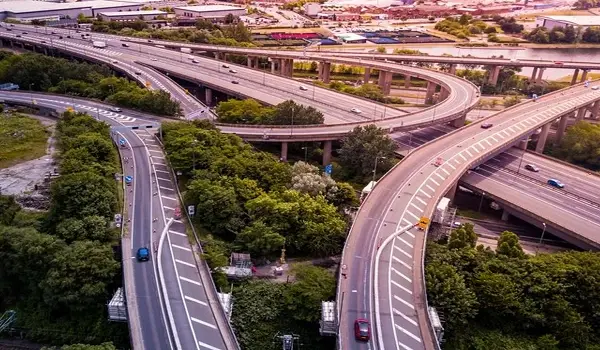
[282,59,294,77]
[530,67,538,82]
[363,67,371,84]
[446,182,458,203]
[204,88,212,106]
[247,56,253,68]
[439,88,450,101]
[452,114,466,128]
[576,107,587,122]
[318,62,331,83]
[404,75,411,89]
[536,68,545,84]
[322,140,332,166]
[535,123,551,153]
[448,64,457,75]
[425,81,437,104]
[518,138,528,150]
[487,65,501,85]
[213,52,221,60]
[281,142,288,162]
[377,71,392,95]
[271,59,277,74]
[571,68,580,85]
[591,101,600,119]
[555,114,570,144]
[501,210,510,221]
[580,69,589,83]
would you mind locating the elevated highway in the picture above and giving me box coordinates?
[3,23,600,349]
[340,83,600,350]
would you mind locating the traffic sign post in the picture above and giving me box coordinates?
[188,205,195,216]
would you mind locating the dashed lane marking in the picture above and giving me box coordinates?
[391,279,413,295]
[393,308,418,327]
[172,244,191,252]
[394,324,421,343]
[180,276,202,286]
[393,295,415,310]
[395,236,414,249]
[162,195,178,201]
[391,268,412,284]
[175,259,196,268]
[191,317,217,329]
[185,295,208,306]
[198,341,221,350]
[392,256,413,270]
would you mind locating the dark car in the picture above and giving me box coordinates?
[547,179,565,188]
[66,35,71,38]
[136,247,150,262]
[122,43,130,47]
[354,319,370,341]
[22,31,28,34]
[524,164,539,172]
[231,80,239,84]
[481,123,493,129]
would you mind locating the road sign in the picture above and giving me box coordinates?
[324,164,333,175]
[418,217,430,230]
[188,205,195,216]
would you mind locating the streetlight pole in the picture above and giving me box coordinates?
[290,107,294,136]
[301,146,308,162]
[478,191,485,212]
[517,145,527,175]
[372,156,386,183]
[537,222,547,254]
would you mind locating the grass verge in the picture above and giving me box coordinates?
[0,113,49,169]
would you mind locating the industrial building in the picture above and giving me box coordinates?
[536,16,600,31]
[99,9,167,22]
[335,33,368,43]
[0,0,141,21]
[173,5,246,21]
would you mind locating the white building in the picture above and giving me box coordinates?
[0,0,141,21]
[304,3,322,17]
[173,5,246,20]
[536,16,600,31]
[99,9,167,21]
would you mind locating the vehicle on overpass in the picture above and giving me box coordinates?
[93,41,107,48]
[136,247,150,262]
[548,178,565,188]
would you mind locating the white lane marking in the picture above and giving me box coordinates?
[175,259,196,268]
[454,159,460,165]
[419,189,431,198]
[491,135,498,142]
[172,244,191,252]
[497,133,505,139]
[485,139,492,146]
[448,163,456,170]
[185,295,208,306]
[435,173,445,181]
[429,177,439,186]
[156,169,170,173]
[162,195,178,201]
[180,276,202,286]
[466,149,473,157]
[416,197,427,206]
[396,236,413,249]
[472,146,480,154]
[198,341,221,350]
[191,317,217,329]
[391,279,413,295]
[406,211,420,221]
[425,184,436,192]
[394,245,412,259]
[170,230,187,237]
[393,295,415,310]
[149,149,163,153]
[160,186,175,191]
[441,168,450,176]
[460,154,467,161]
[393,308,418,327]
[157,177,171,182]
[164,206,175,210]
[410,202,422,212]
[392,256,413,270]
[391,268,412,283]
[394,324,422,343]
[398,342,414,350]
[402,218,413,226]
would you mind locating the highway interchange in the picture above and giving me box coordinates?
[2,23,600,350]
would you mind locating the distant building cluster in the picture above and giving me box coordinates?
[535,16,600,31]
[0,0,246,23]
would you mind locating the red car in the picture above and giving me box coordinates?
[354,319,371,341]
[554,61,564,65]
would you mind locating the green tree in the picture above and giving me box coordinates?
[503,95,522,107]
[551,121,600,170]
[284,265,335,322]
[448,223,478,249]
[235,220,285,257]
[55,216,114,243]
[269,100,324,125]
[582,26,600,43]
[41,241,119,313]
[0,195,20,225]
[338,125,397,180]
[42,343,117,350]
[216,99,270,124]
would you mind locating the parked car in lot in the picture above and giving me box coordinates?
[547,178,565,188]
[524,164,539,172]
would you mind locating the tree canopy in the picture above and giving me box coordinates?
[338,125,398,182]
[216,99,324,125]
[549,121,600,170]
[426,227,600,349]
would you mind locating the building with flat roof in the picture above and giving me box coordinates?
[99,9,167,21]
[335,32,367,43]
[173,5,246,20]
[0,0,141,21]
[536,16,600,30]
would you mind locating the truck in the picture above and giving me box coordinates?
[180,47,192,53]
[93,41,107,48]
[433,197,450,224]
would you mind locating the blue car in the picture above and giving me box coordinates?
[136,247,150,262]
[547,179,565,188]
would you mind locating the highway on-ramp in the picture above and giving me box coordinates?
[340,83,600,350]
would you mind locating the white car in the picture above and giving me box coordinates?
[350,108,362,114]
[299,85,308,91]
[229,69,237,73]
[192,59,200,63]
[592,86,599,90]
[151,58,158,61]
[109,107,122,112]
